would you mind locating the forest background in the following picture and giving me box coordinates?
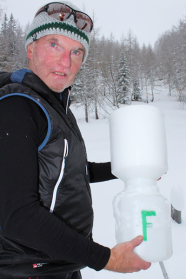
[0,4,186,122]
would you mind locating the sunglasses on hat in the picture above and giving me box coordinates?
[35,2,93,32]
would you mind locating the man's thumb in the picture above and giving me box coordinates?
[131,235,144,249]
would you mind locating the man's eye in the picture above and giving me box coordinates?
[73,50,79,55]
[51,43,56,48]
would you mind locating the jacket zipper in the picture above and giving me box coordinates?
[49,139,68,213]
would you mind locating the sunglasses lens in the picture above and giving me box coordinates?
[35,3,72,19]
[76,12,93,32]
[47,3,71,16]
[47,3,72,22]
[35,3,93,32]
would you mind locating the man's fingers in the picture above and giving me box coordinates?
[130,236,151,270]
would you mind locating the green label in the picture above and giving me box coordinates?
[141,210,156,241]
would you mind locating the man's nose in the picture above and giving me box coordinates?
[59,51,71,68]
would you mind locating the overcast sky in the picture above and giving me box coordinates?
[3,0,186,47]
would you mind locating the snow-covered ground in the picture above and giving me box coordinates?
[71,86,186,279]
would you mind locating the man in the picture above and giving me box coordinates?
[0,2,151,278]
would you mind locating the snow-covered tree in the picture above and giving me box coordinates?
[86,26,100,119]
[132,79,141,101]
[0,14,9,70]
[72,64,90,123]
[116,52,130,104]
[0,13,27,71]
[100,36,120,109]
[154,17,186,103]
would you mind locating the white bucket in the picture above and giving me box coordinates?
[109,105,168,181]
[109,105,172,262]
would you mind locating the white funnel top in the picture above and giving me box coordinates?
[109,105,168,182]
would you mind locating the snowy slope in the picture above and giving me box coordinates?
[71,86,186,279]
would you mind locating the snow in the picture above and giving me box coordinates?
[171,185,184,211]
[71,86,186,279]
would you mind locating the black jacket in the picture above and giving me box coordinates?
[0,70,114,277]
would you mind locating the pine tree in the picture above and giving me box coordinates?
[116,52,130,104]
[14,23,28,70]
[86,27,100,119]
[0,14,9,70]
[72,63,91,123]
[0,13,27,71]
[132,79,141,101]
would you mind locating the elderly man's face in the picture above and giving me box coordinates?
[27,34,85,92]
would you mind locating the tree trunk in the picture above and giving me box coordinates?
[95,99,99,120]
[84,96,88,123]
[85,103,88,123]
[151,83,154,102]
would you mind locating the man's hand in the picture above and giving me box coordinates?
[104,235,151,273]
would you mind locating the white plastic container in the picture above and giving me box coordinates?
[109,105,173,262]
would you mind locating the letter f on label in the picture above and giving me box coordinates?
[141,210,156,241]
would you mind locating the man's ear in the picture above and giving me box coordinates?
[26,43,34,59]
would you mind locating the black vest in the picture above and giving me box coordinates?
[0,69,93,276]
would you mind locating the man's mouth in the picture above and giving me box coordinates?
[54,72,65,76]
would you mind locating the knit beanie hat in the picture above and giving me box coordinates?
[25,1,92,63]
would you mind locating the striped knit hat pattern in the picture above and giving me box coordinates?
[25,1,91,63]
